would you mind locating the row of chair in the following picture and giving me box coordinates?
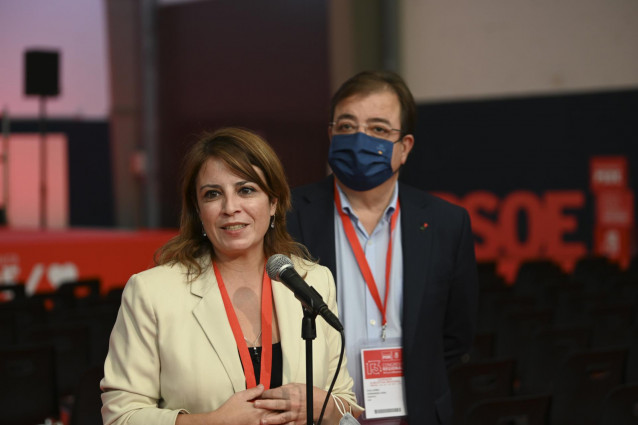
[453,256,638,425]
[450,348,634,425]
[0,279,121,425]
[471,323,638,384]
[454,384,638,425]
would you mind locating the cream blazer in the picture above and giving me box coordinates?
[101,256,359,425]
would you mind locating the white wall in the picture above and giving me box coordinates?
[0,0,109,119]
[4,0,636,116]
[401,0,638,102]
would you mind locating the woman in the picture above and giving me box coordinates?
[101,128,361,425]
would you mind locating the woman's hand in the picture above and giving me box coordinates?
[254,383,335,425]
[176,385,268,425]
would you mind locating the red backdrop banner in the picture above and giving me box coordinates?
[0,228,177,296]
[591,156,634,268]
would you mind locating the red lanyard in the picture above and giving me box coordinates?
[213,261,273,389]
[334,182,400,340]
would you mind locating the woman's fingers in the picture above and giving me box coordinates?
[254,398,291,411]
[255,383,308,425]
[243,384,266,401]
[260,409,299,425]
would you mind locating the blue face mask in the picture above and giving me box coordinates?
[328,132,396,191]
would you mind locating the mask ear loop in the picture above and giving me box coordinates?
[331,394,351,416]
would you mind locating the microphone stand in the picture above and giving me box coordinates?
[301,307,317,425]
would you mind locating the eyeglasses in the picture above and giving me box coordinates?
[329,119,402,141]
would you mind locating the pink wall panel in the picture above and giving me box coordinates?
[0,133,68,228]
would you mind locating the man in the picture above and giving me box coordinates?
[286,70,478,424]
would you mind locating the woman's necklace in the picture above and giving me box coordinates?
[245,330,262,356]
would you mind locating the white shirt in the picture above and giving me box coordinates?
[334,182,404,419]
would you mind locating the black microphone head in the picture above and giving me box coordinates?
[266,254,293,281]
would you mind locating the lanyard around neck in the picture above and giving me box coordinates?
[334,181,400,340]
[213,261,273,389]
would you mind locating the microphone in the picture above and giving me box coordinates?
[266,254,343,332]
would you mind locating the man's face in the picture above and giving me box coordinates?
[330,89,413,173]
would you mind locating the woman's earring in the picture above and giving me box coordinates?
[201,224,207,237]
[270,214,275,229]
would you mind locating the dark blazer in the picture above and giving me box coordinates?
[286,176,479,425]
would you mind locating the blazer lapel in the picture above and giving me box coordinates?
[191,268,247,393]
[272,279,304,384]
[399,183,434,355]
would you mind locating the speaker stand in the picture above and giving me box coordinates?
[39,96,47,229]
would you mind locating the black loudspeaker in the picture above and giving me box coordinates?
[24,50,60,96]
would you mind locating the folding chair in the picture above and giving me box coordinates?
[464,394,551,425]
[550,347,627,425]
[599,383,638,425]
[449,358,515,425]
[0,344,59,425]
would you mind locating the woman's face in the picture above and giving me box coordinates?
[196,157,276,262]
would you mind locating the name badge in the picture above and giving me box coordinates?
[360,346,407,419]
